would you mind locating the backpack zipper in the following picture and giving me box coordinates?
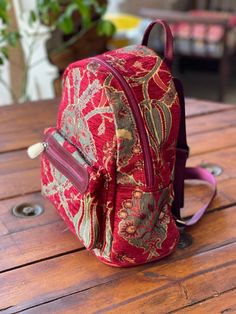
[93,57,154,186]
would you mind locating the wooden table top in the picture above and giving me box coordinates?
[0,98,236,314]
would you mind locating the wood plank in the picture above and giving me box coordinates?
[0,193,83,272]
[0,97,232,154]
[0,99,59,153]
[1,144,236,222]
[2,144,235,209]
[0,144,235,274]
[1,163,235,273]
[189,126,236,156]
[185,99,233,117]
[182,146,236,217]
[186,108,236,136]
[0,150,40,200]
[187,146,236,182]
[22,256,236,314]
[0,168,40,200]
[2,128,236,200]
[0,193,60,235]
[86,253,236,314]
[2,205,236,313]
[175,288,236,313]
[182,177,236,218]
[0,174,235,273]
[0,220,82,272]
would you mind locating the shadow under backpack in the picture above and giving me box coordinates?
[28,20,216,267]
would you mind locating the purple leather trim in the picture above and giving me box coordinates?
[172,77,217,226]
[182,167,217,226]
[141,19,174,69]
[44,133,89,194]
[172,78,189,220]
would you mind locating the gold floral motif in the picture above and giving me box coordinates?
[118,187,170,260]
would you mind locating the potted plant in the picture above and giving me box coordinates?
[36,0,115,95]
[0,0,115,102]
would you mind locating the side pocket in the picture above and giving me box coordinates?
[110,184,179,266]
[41,128,104,250]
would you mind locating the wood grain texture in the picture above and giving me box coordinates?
[0,150,40,200]
[2,145,236,214]
[185,99,233,117]
[182,145,236,217]
[182,178,236,218]
[0,193,82,272]
[0,193,59,235]
[0,98,231,154]
[0,220,82,273]
[23,260,236,314]
[0,98,235,314]
[175,288,236,313]
[189,126,236,156]
[2,205,236,313]
[0,99,59,153]
[19,223,236,314]
[188,146,236,182]
[186,108,236,136]
[1,128,236,200]
[1,168,235,273]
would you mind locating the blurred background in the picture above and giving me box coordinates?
[0,0,236,106]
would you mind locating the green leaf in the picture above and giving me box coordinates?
[36,0,60,25]
[93,1,106,16]
[28,10,37,25]
[97,20,116,37]
[57,15,74,34]
[0,0,7,11]
[37,0,59,12]
[0,0,9,24]
[57,3,78,34]
[1,47,8,59]
[75,0,91,28]
[0,57,3,65]
[7,32,20,46]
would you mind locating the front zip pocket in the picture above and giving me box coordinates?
[40,128,104,250]
[44,132,89,194]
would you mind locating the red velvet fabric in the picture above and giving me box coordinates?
[41,45,181,267]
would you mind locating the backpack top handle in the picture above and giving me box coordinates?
[141,19,174,69]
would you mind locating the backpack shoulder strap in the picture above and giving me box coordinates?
[141,19,216,225]
[172,78,217,226]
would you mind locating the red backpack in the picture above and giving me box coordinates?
[28,20,216,267]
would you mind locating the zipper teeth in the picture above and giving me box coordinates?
[45,135,88,193]
[93,57,154,186]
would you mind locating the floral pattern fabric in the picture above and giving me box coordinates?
[41,44,180,267]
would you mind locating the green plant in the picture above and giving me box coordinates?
[0,0,115,103]
[35,0,115,36]
[0,0,21,100]
[0,0,20,65]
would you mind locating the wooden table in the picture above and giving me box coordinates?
[0,98,236,314]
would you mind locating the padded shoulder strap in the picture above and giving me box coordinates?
[172,78,217,226]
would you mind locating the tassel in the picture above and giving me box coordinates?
[27,142,47,159]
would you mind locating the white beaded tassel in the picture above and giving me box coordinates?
[27,142,46,159]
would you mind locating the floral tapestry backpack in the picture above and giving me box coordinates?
[28,20,216,267]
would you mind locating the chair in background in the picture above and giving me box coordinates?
[140,0,236,102]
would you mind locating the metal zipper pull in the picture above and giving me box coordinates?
[27,142,47,159]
